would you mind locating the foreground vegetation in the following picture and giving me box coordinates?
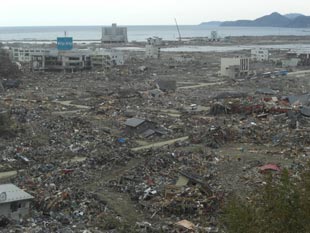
[223,167,310,233]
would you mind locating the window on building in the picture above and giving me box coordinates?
[10,202,19,212]
[68,57,80,61]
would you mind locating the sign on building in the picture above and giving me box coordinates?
[57,37,73,51]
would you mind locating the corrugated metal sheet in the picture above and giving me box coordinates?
[0,184,33,204]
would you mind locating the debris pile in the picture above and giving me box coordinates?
[0,40,310,231]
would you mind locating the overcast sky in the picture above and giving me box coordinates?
[1,0,309,26]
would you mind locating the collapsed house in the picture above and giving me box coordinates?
[124,118,166,138]
[0,184,33,221]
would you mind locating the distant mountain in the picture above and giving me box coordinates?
[199,21,222,26]
[253,12,291,27]
[220,20,251,27]
[285,13,305,20]
[288,16,310,28]
[219,12,310,28]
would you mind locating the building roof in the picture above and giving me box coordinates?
[125,118,146,128]
[0,184,34,204]
[287,94,310,106]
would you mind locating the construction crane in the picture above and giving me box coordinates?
[174,18,182,42]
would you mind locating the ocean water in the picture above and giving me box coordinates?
[0,25,310,42]
[161,44,310,52]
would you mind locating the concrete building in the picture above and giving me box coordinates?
[91,49,124,67]
[282,58,300,68]
[9,45,125,72]
[102,24,128,44]
[145,45,160,59]
[32,49,91,71]
[0,184,33,220]
[30,48,124,71]
[11,47,50,63]
[145,37,162,59]
[220,57,250,78]
[287,50,310,66]
[251,48,269,61]
[210,31,219,41]
[147,37,163,46]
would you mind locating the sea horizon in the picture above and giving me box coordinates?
[1,25,310,42]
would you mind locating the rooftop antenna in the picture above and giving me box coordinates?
[174,18,182,42]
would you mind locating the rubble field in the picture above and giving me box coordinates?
[1,43,310,232]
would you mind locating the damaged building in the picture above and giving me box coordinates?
[220,57,250,78]
[0,184,34,221]
[91,49,124,67]
[124,118,166,138]
[11,47,51,63]
[31,49,92,71]
[251,48,269,61]
[287,49,310,66]
[145,37,162,59]
[10,47,124,71]
[210,31,220,41]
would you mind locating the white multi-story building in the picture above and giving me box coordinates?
[32,49,91,71]
[11,47,51,62]
[145,45,160,59]
[102,24,128,44]
[10,46,124,71]
[91,49,124,67]
[147,37,163,46]
[221,57,250,78]
[251,48,269,61]
[145,37,162,59]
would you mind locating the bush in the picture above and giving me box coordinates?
[222,168,310,233]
